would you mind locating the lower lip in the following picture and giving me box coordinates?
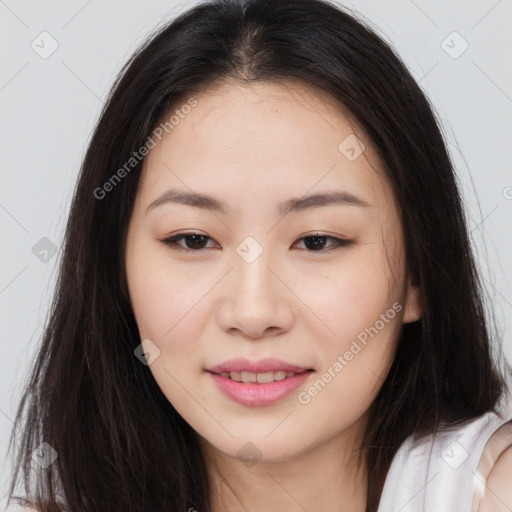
[207,371,313,406]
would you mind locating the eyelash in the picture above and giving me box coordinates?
[159,232,352,253]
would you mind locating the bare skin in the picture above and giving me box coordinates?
[124,79,423,512]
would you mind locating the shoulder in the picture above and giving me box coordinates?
[378,409,512,512]
[477,422,512,512]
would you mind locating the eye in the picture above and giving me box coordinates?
[159,231,352,253]
[292,233,352,252]
[159,232,218,252]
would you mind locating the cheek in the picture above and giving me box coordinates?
[126,248,215,423]
[301,278,401,422]
[299,253,398,348]
[126,240,208,347]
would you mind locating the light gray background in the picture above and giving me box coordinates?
[1,0,511,505]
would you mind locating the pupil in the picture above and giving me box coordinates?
[187,235,207,249]
[305,236,326,251]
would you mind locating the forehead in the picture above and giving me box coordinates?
[138,80,393,215]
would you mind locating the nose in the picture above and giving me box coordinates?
[215,245,294,339]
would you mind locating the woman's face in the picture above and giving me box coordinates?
[125,80,422,465]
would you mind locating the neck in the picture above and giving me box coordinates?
[202,417,368,512]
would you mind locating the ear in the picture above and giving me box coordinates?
[402,275,423,324]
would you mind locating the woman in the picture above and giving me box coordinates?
[5,0,512,510]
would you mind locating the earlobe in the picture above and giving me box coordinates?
[402,278,423,324]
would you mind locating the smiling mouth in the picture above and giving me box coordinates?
[208,369,314,384]
[206,368,315,406]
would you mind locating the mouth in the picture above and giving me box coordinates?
[205,357,314,376]
[206,369,314,384]
[205,367,315,406]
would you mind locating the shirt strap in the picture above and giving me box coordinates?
[471,419,512,511]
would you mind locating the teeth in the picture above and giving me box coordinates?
[241,371,257,383]
[219,370,298,383]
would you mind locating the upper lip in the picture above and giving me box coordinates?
[206,358,313,375]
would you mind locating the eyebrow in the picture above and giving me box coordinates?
[145,188,372,216]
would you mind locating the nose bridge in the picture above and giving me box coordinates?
[233,235,277,305]
[216,234,291,337]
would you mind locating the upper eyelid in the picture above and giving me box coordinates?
[163,230,347,239]
[162,232,344,242]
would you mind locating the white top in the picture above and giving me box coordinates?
[377,404,512,512]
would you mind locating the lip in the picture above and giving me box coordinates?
[207,370,314,406]
[206,358,312,374]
